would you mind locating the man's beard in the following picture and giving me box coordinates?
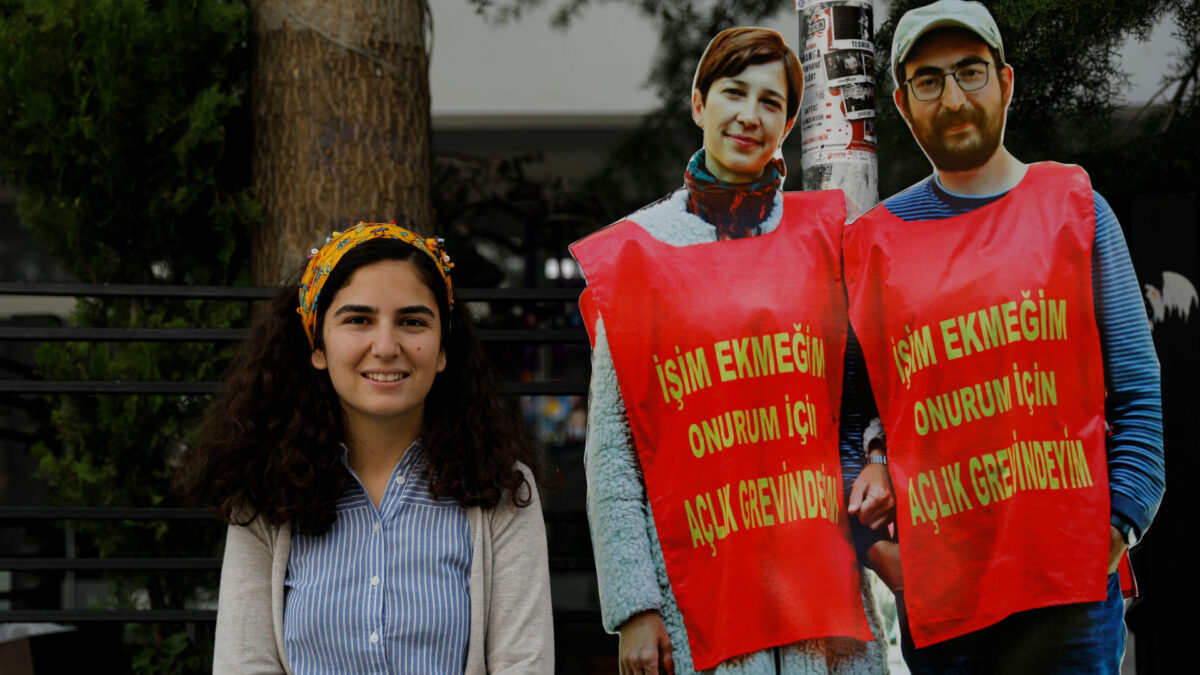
[914,104,1004,172]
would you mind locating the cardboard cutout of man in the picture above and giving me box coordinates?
[842,1,1165,672]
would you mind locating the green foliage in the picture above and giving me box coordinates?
[130,628,211,674]
[0,0,256,284]
[0,1,256,671]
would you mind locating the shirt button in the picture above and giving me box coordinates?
[394,475,406,486]
[372,522,381,533]
[369,632,379,644]
[370,575,380,587]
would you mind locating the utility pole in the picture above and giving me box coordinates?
[795,0,878,213]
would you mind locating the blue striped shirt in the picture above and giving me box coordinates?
[875,173,1165,536]
[838,326,878,489]
[839,324,889,555]
[284,443,472,674]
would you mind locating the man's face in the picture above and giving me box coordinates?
[894,30,1012,172]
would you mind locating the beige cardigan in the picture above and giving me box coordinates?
[212,472,553,674]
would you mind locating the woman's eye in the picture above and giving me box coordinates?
[400,317,429,328]
[344,316,370,325]
[762,98,782,111]
[723,87,744,98]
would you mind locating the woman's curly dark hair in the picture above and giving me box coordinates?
[176,239,537,535]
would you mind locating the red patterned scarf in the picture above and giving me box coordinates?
[684,149,786,240]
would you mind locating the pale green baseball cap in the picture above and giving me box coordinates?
[891,0,1005,86]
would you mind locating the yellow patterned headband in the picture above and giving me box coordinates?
[297,221,455,347]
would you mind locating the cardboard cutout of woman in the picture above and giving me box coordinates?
[572,27,893,675]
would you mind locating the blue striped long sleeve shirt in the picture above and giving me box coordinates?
[283,443,472,674]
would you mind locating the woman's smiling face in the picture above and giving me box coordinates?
[692,59,794,183]
[311,259,446,434]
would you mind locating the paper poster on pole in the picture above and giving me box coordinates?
[796,0,878,204]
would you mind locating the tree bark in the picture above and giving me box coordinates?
[250,0,433,285]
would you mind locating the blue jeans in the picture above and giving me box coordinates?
[898,573,1126,674]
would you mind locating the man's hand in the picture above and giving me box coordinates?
[1108,525,1128,575]
[618,610,674,675]
[867,539,903,591]
[848,461,895,530]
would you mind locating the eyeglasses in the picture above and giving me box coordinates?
[904,62,992,101]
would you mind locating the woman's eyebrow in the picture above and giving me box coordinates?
[332,304,376,316]
[395,305,436,317]
[726,78,785,100]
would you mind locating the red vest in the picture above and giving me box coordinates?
[572,192,871,670]
[843,163,1110,647]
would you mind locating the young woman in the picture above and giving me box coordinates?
[178,223,553,673]
[571,28,892,674]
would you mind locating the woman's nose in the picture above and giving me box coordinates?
[370,327,400,358]
[735,101,759,126]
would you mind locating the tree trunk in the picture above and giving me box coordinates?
[250,0,433,285]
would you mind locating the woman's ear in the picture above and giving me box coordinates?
[691,88,705,128]
[311,348,327,370]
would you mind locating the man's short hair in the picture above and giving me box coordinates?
[692,27,804,123]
